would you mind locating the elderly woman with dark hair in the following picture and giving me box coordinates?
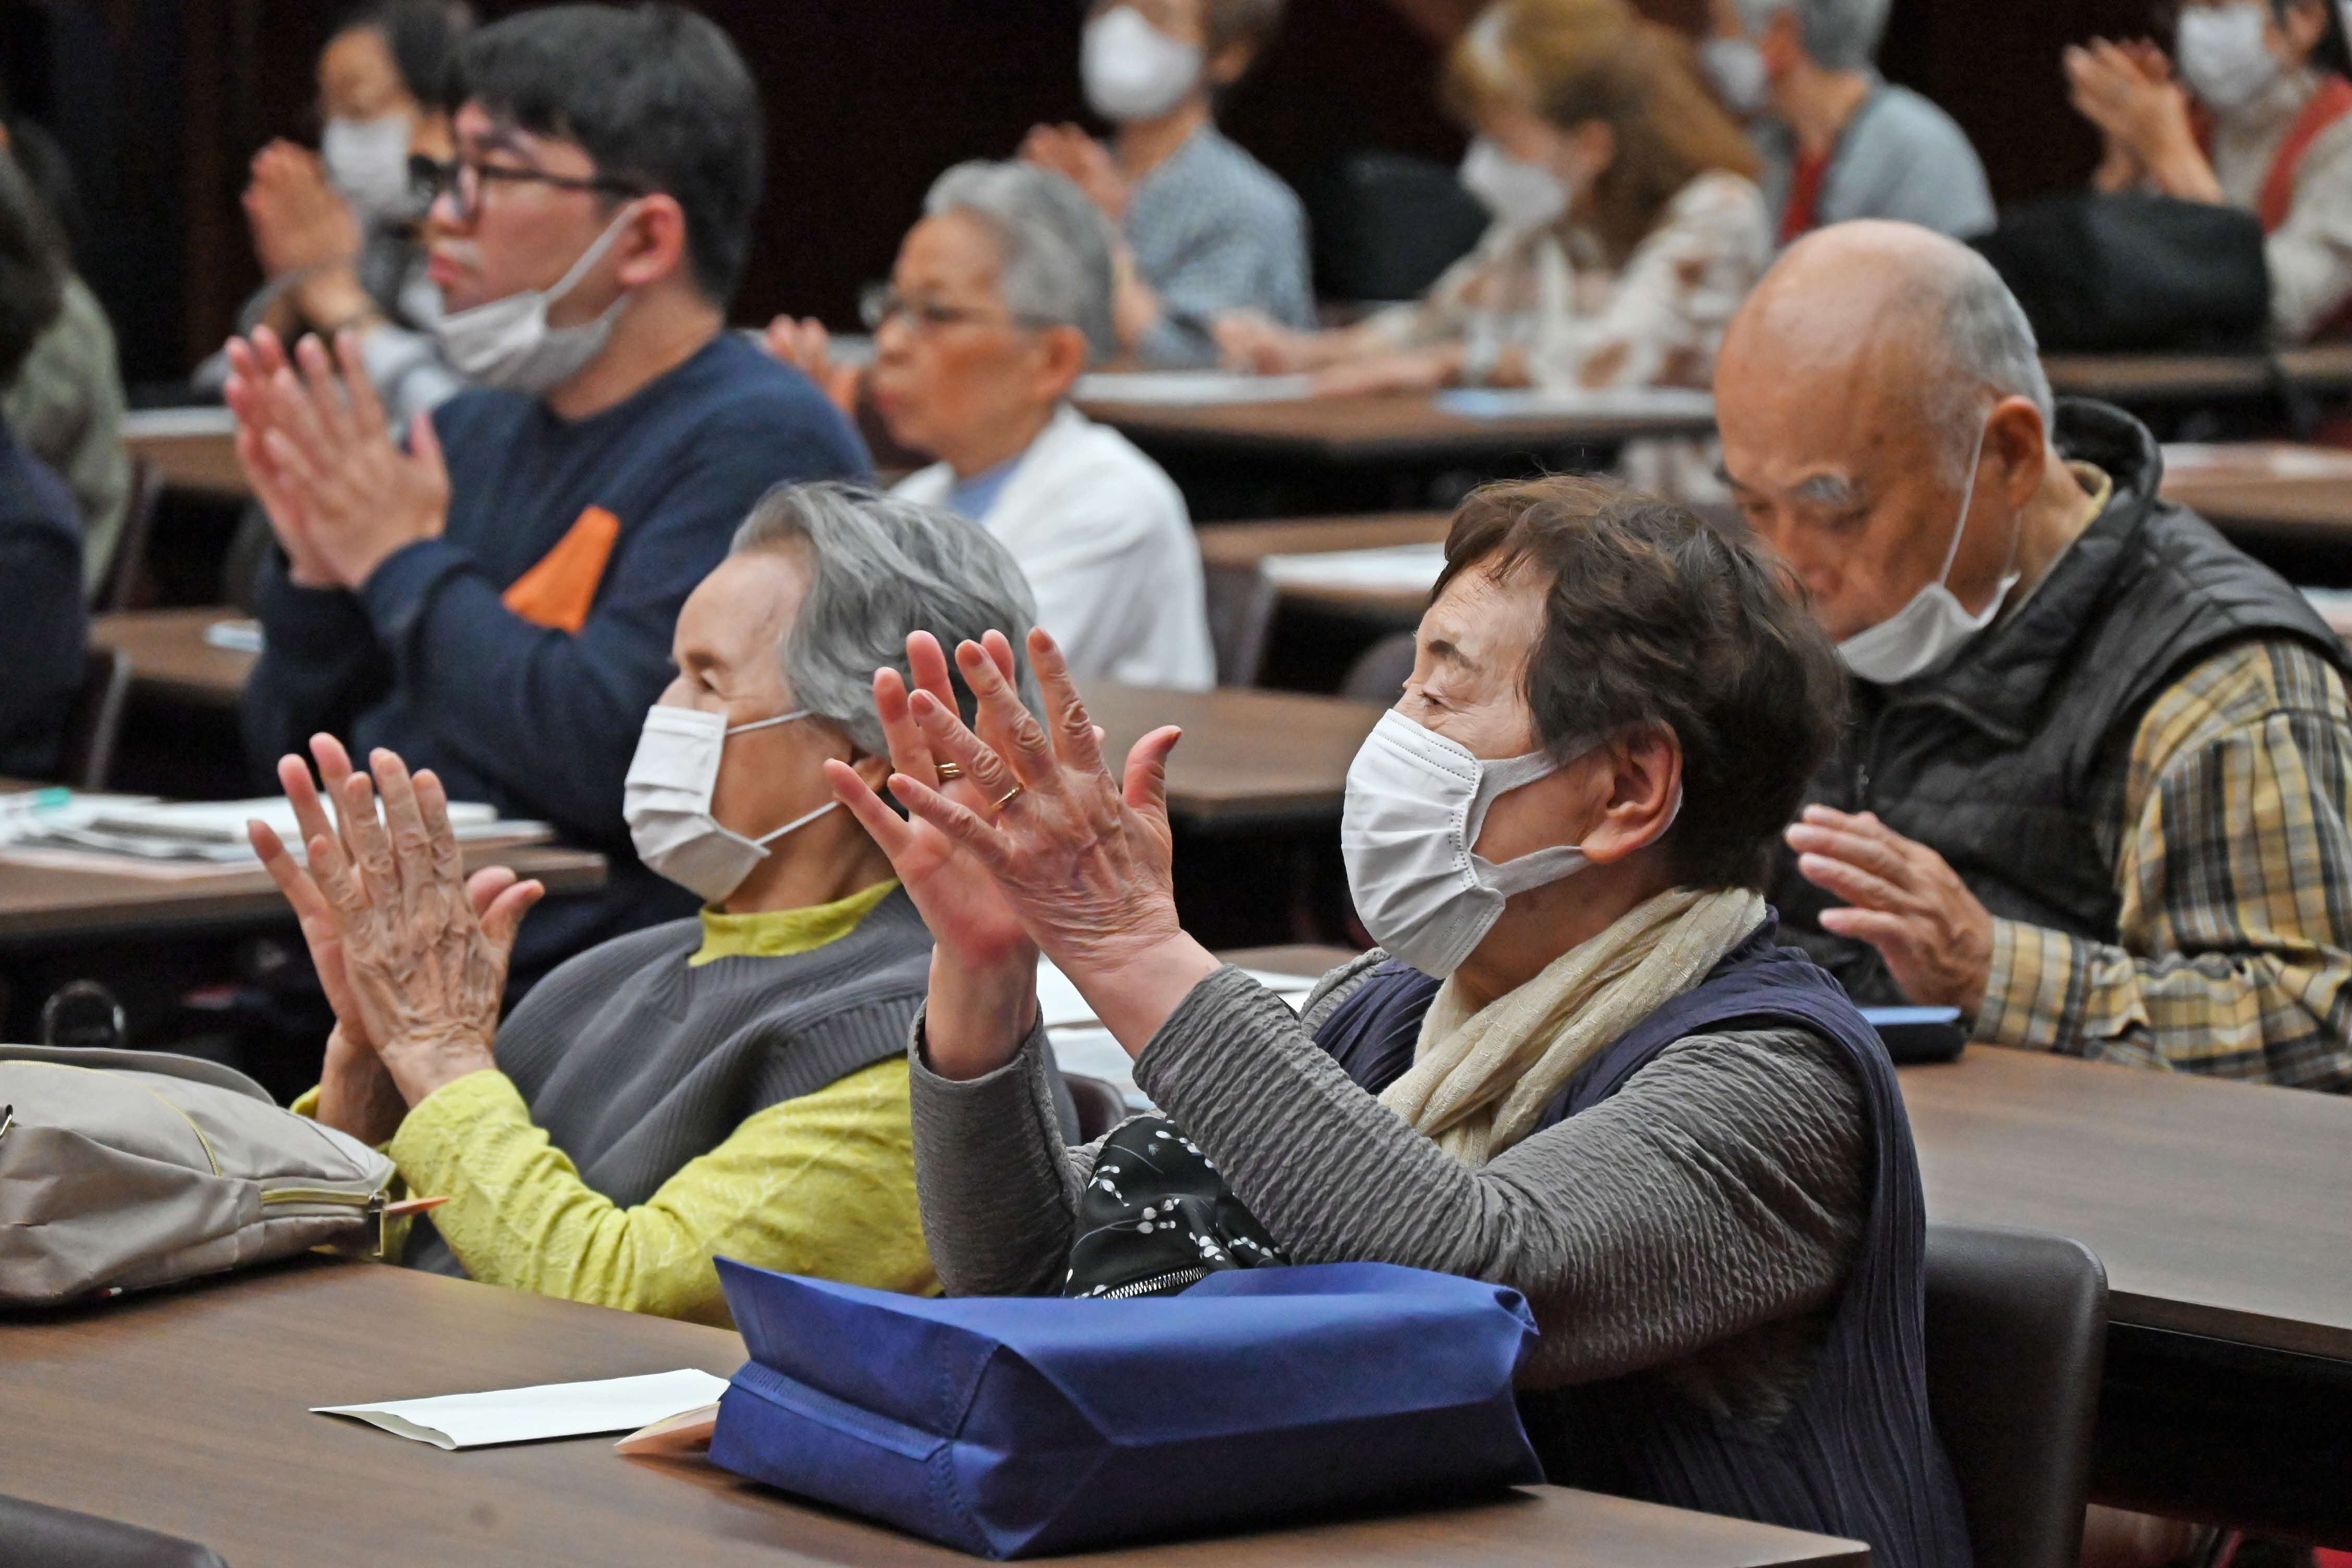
[770,160,1215,690]
[248,484,1043,1324]
[828,475,1971,1568]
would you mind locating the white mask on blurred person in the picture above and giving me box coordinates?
[1344,711,1596,977]
[1082,6,1204,123]
[1835,412,2019,685]
[623,705,839,904]
[1699,36,1771,117]
[2175,2,2280,113]
[432,201,639,394]
[322,113,416,225]
[1458,137,1572,232]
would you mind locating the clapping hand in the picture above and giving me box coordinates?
[2064,39,2212,198]
[1020,123,1132,223]
[244,141,361,281]
[762,315,862,420]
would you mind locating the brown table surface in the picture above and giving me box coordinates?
[1239,945,2352,1365]
[2041,353,2277,404]
[121,419,249,498]
[84,611,1384,835]
[0,1258,1867,1568]
[1079,393,1715,466]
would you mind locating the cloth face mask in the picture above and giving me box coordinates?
[322,113,416,225]
[1836,411,2019,685]
[1458,137,1573,234]
[432,201,639,394]
[2176,2,2280,113]
[1342,709,1603,978]
[1699,36,1770,117]
[623,705,839,904]
[1082,5,1204,123]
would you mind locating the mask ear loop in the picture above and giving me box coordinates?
[1933,408,1996,591]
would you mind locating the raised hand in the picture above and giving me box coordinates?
[762,315,862,420]
[244,141,361,281]
[1019,123,1131,224]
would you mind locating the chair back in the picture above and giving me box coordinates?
[1063,1073,1129,1144]
[56,645,133,791]
[1339,631,1417,705]
[1202,561,1279,688]
[99,458,166,612]
[0,1493,229,1568]
[1922,1223,2109,1568]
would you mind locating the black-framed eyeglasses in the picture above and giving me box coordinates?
[857,281,1063,335]
[408,154,647,222]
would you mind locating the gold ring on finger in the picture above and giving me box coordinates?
[935,762,964,781]
[992,785,1025,812]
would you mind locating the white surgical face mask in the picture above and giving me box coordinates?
[2176,2,2281,113]
[1699,36,1771,117]
[1082,5,1204,124]
[1835,413,2020,685]
[322,113,416,225]
[432,201,639,394]
[1458,137,1573,233]
[623,705,840,904]
[1343,709,1684,978]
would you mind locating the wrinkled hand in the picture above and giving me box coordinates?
[1020,123,1131,223]
[235,327,450,588]
[2065,39,2201,189]
[298,747,544,1107]
[856,629,1219,1060]
[762,315,862,420]
[1213,310,1314,374]
[245,141,361,280]
[1309,349,1455,398]
[1785,805,1993,1015]
[250,736,534,1140]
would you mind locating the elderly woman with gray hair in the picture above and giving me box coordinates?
[771,160,1215,690]
[246,483,1046,1325]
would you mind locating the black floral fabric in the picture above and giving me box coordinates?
[1061,1117,1289,1300]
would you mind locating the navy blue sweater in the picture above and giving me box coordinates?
[242,332,869,979]
[0,418,85,779]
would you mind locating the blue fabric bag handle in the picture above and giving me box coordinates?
[709,1258,1546,1559]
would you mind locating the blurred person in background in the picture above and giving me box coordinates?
[226,4,869,991]
[0,109,129,599]
[768,162,1215,690]
[0,151,85,778]
[2068,0,2352,341]
[1021,0,1313,366]
[1218,0,1769,500]
[1698,0,1994,243]
[214,0,477,424]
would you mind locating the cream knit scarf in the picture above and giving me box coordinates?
[1377,886,1768,1166]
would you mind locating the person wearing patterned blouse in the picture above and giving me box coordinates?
[1723,220,2352,1094]
[1216,0,1769,500]
[250,485,1057,1324]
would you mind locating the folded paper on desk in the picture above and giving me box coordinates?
[1261,541,1446,597]
[707,1259,1544,1559]
[0,794,547,865]
[314,1368,731,1451]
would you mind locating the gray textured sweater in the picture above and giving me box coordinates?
[910,958,1867,1422]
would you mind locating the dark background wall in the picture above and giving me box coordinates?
[0,0,2162,390]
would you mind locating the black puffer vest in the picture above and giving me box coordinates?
[1773,399,2352,1005]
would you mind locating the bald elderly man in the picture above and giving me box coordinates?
[1719,220,2352,1092]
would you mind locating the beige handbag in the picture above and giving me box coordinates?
[0,1044,396,1306]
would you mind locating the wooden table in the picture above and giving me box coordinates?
[2041,353,2277,407]
[83,612,1385,837]
[0,1258,1868,1568]
[1081,393,1716,468]
[121,407,248,498]
[1197,512,1450,620]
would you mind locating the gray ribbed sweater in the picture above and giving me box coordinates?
[405,889,933,1276]
[910,960,1867,1422]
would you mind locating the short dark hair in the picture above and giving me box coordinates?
[456,4,762,304]
[1432,475,1847,892]
[0,152,66,385]
[340,1,477,113]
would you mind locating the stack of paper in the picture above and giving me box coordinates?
[1260,542,1447,599]
[0,793,545,866]
[314,1368,730,1451]
[1042,957,1318,1109]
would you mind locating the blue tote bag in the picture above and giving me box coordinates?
[707,1258,1545,1559]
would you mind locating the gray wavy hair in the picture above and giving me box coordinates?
[731,482,1043,756]
[924,160,1119,362]
[1734,0,1890,70]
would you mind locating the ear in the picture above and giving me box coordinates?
[1566,120,1616,184]
[1759,7,1806,72]
[1578,727,1683,866]
[2280,0,2331,59]
[1206,38,1258,88]
[1028,323,1092,404]
[610,193,691,291]
[848,746,893,792]
[1984,394,2049,514]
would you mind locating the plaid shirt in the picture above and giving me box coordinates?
[1974,634,2352,1091]
[1125,125,1314,367]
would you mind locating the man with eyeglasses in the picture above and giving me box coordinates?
[223,3,869,989]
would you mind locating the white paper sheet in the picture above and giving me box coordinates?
[122,406,239,439]
[313,1368,731,1451]
[0,793,542,864]
[1260,542,1447,597]
[1435,386,1716,421]
[1074,371,1316,406]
